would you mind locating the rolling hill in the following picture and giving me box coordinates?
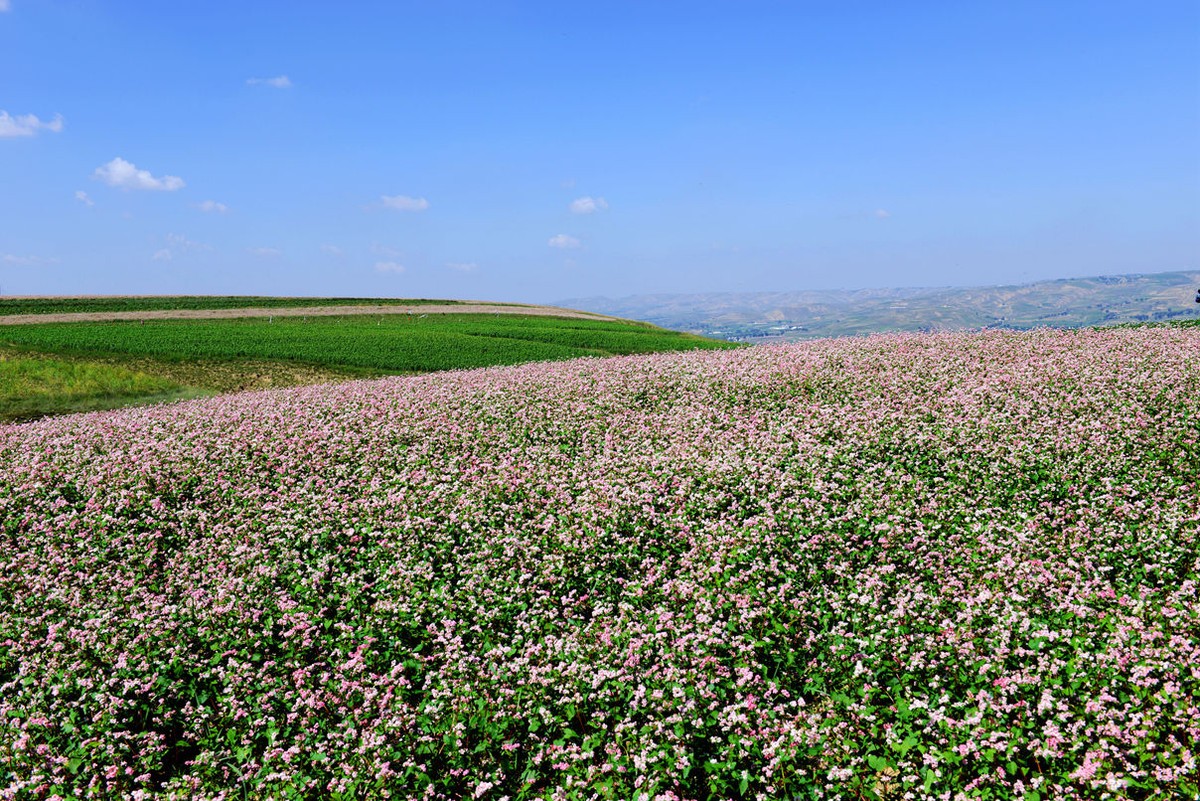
[0,298,734,421]
[563,270,1200,340]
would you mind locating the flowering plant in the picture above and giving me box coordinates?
[1,327,1196,800]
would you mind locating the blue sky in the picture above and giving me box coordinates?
[2,1,1197,303]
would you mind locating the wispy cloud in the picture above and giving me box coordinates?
[569,196,608,215]
[153,233,209,263]
[875,209,891,219]
[0,1,11,12]
[2,253,58,267]
[380,194,429,212]
[0,111,63,138]
[445,261,478,273]
[248,247,282,258]
[93,157,184,191]
[166,233,208,251]
[196,200,229,214]
[247,75,292,89]
[375,261,406,274]
[320,244,343,256]
[74,190,94,207]
[548,234,581,249]
[371,244,404,258]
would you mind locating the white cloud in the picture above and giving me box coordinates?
[248,247,282,258]
[0,1,10,12]
[381,194,429,212]
[93,157,184,191]
[569,196,608,215]
[445,261,477,273]
[153,233,208,262]
[74,190,94,207]
[371,243,403,258]
[166,233,208,251]
[548,234,581,249]
[0,111,63,138]
[320,244,343,256]
[197,200,229,214]
[2,253,57,266]
[375,261,405,274]
[247,75,292,89]
[875,209,891,219]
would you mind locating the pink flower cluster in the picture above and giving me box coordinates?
[0,326,1197,800]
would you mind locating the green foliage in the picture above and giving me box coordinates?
[0,354,194,420]
[0,314,737,376]
[0,327,1196,798]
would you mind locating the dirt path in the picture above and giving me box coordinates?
[0,303,621,326]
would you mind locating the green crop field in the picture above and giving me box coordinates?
[0,296,476,316]
[0,314,733,371]
[0,313,736,420]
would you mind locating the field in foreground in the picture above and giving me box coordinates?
[1,327,1198,800]
[0,313,730,421]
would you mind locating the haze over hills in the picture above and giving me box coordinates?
[562,270,1200,341]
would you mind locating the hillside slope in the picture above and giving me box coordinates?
[563,269,1200,340]
[2,325,1197,799]
[0,300,732,421]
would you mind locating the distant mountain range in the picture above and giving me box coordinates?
[562,270,1200,341]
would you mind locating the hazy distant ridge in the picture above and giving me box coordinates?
[563,270,1200,341]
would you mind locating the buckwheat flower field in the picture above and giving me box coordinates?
[1,327,1198,801]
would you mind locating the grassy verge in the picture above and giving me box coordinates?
[0,351,205,422]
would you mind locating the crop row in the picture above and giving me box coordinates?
[0,315,734,375]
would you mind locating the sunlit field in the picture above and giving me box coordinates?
[0,314,734,420]
[1,326,1197,800]
[0,297,471,316]
[0,353,193,421]
[0,315,733,373]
